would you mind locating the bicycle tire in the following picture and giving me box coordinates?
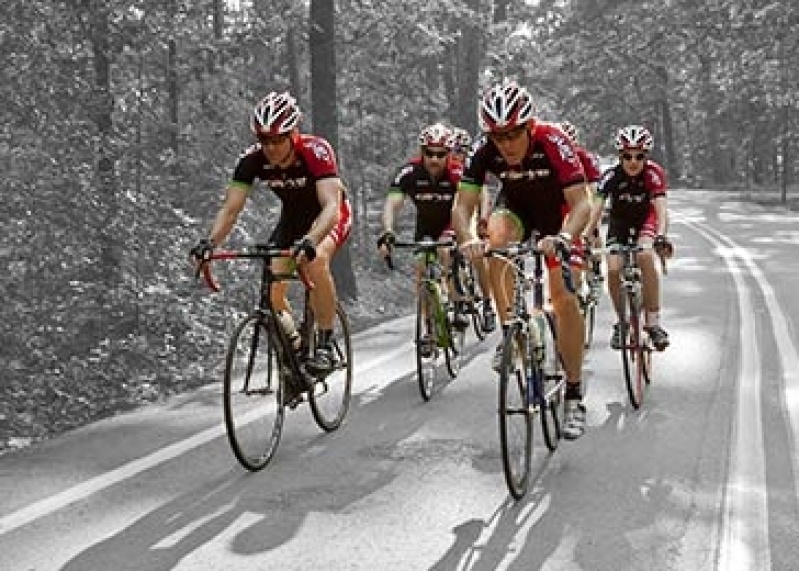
[416,284,436,401]
[452,254,486,341]
[308,303,353,432]
[445,306,464,379]
[223,313,286,471]
[498,325,532,500]
[537,315,563,451]
[621,292,645,409]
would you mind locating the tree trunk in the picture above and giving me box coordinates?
[309,0,357,300]
[456,0,482,133]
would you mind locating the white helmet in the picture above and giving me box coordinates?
[614,125,653,151]
[251,91,301,136]
[478,81,535,133]
[447,127,473,153]
[418,122,452,147]
[559,121,578,143]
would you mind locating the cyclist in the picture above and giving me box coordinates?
[448,127,496,332]
[377,122,469,356]
[189,91,352,376]
[453,81,591,440]
[559,120,604,291]
[584,125,671,351]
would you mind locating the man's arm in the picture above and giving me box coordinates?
[452,184,482,244]
[306,177,343,245]
[560,182,590,238]
[381,193,405,234]
[208,185,249,246]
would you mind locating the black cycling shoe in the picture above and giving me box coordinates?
[304,345,337,376]
[646,325,670,351]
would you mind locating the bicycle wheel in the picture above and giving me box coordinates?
[452,253,485,342]
[444,304,464,379]
[538,315,563,451]
[223,313,286,471]
[416,285,437,401]
[308,303,353,432]
[620,292,645,409]
[498,325,532,500]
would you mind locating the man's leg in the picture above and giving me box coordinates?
[638,239,669,350]
[304,236,339,374]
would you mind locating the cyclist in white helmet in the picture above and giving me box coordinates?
[584,125,672,351]
[190,91,353,377]
[453,81,592,440]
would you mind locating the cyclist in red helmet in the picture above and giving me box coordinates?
[585,125,672,351]
[453,81,592,440]
[190,91,352,375]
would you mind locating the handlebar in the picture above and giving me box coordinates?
[197,244,314,292]
[487,239,575,294]
[383,238,457,271]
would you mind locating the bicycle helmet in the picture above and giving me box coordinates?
[559,121,578,143]
[448,127,473,153]
[614,125,653,151]
[478,81,536,133]
[418,122,452,147]
[251,91,301,136]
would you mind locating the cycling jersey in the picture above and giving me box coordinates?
[460,122,585,241]
[598,160,667,244]
[228,134,351,248]
[388,156,462,241]
[575,146,602,183]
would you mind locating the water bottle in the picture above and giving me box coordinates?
[529,313,547,366]
[276,310,302,351]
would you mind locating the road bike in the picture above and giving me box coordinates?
[614,230,653,409]
[388,237,465,401]
[451,249,489,342]
[200,243,352,470]
[489,239,573,499]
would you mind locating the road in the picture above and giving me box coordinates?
[1,191,798,570]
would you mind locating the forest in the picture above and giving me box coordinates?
[1,0,796,450]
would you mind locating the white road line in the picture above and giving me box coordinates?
[680,218,771,570]
[0,337,414,536]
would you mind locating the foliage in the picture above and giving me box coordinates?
[1,0,796,450]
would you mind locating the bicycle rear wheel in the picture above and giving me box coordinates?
[223,313,285,471]
[416,285,436,401]
[308,303,353,432]
[620,292,645,409]
[498,325,532,500]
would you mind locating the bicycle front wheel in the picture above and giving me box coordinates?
[445,304,464,379]
[223,314,285,471]
[539,314,563,452]
[498,325,532,500]
[416,285,437,401]
[620,292,645,409]
[308,303,353,432]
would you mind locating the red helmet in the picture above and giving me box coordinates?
[614,125,653,151]
[418,122,452,147]
[478,81,535,133]
[251,91,301,136]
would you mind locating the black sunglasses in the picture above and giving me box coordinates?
[423,149,448,159]
[257,132,291,146]
[490,125,527,143]
[622,152,646,162]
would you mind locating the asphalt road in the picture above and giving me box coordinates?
[1,190,798,570]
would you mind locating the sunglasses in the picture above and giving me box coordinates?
[622,152,646,162]
[257,132,291,146]
[423,149,448,159]
[490,125,527,143]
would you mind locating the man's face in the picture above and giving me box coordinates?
[258,132,294,167]
[489,124,529,166]
[422,146,449,176]
[620,149,647,176]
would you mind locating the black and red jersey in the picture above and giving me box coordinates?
[597,160,667,228]
[229,134,340,230]
[388,156,462,240]
[459,122,585,238]
[575,145,602,183]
